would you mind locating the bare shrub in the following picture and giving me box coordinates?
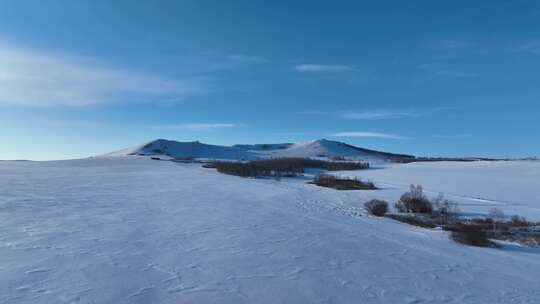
[510,215,529,227]
[364,199,389,216]
[481,215,540,246]
[395,185,433,214]
[385,214,437,228]
[448,223,497,248]
[312,174,377,190]
[488,208,505,235]
[432,193,459,227]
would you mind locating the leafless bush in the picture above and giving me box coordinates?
[432,193,459,227]
[395,185,433,214]
[510,215,529,227]
[385,214,437,228]
[478,215,540,246]
[364,199,389,216]
[447,223,498,248]
[488,208,505,235]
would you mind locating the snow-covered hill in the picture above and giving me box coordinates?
[102,139,256,160]
[102,138,414,162]
[248,139,413,161]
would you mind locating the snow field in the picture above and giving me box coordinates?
[1,157,540,303]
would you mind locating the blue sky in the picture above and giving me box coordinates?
[0,0,539,160]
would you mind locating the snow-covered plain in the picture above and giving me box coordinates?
[1,157,540,303]
[340,161,540,221]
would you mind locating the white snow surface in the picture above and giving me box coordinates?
[1,157,540,303]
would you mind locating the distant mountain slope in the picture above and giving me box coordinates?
[102,139,255,160]
[101,138,415,162]
[232,143,293,151]
[251,139,414,161]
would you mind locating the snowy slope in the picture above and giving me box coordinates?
[103,139,256,160]
[250,139,411,162]
[232,143,293,151]
[1,157,540,303]
[102,138,413,162]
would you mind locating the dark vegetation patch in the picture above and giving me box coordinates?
[447,223,498,248]
[395,185,433,214]
[311,174,377,190]
[463,215,540,247]
[382,185,540,248]
[171,156,206,163]
[364,199,389,216]
[393,157,501,163]
[205,158,369,178]
[385,214,438,228]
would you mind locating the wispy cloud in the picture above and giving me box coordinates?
[338,110,419,120]
[511,39,540,55]
[0,40,209,106]
[419,63,478,78]
[198,51,269,71]
[433,134,473,139]
[227,54,269,64]
[434,70,478,78]
[292,64,357,73]
[151,123,240,131]
[433,39,472,49]
[302,107,454,120]
[330,131,412,140]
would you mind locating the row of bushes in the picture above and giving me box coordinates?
[312,174,377,190]
[205,158,369,178]
[364,198,496,247]
[363,185,540,248]
[365,185,457,220]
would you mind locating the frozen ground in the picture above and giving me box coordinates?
[338,161,540,221]
[1,157,540,303]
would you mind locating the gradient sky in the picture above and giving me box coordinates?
[1,0,539,160]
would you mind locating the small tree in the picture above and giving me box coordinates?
[432,193,458,227]
[488,208,505,235]
[365,199,389,217]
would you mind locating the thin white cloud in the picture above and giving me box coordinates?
[434,70,478,78]
[227,54,269,63]
[511,39,540,55]
[293,64,356,73]
[0,40,209,106]
[198,51,269,71]
[433,134,473,139]
[303,107,453,120]
[338,110,419,120]
[330,131,412,140]
[433,39,472,49]
[151,123,239,131]
[419,63,477,78]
